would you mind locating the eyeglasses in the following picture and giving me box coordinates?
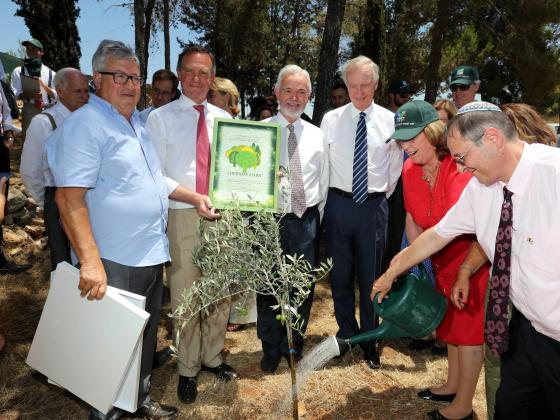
[453,131,485,165]
[98,71,144,86]
[450,84,470,92]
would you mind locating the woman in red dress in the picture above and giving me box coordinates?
[390,101,489,420]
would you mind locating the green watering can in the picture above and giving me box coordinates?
[335,264,447,354]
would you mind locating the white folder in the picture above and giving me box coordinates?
[27,262,150,415]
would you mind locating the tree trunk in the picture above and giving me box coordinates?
[134,0,145,108]
[424,0,452,104]
[164,0,170,70]
[281,296,299,420]
[312,0,347,126]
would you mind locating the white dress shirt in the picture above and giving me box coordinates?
[436,143,560,341]
[146,94,231,209]
[11,64,57,104]
[0,86,14,134]
[266,113,329,214]
[320,102,402,197]
[138,105,154,123]
[20,102,71,207]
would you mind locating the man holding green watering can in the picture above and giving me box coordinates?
[373,102,560,420]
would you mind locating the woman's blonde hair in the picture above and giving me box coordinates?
[423,120,448,160]
[500,103,556,146]
[210,77,240,116]
[433,99,457,121]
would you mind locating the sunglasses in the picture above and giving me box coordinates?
[450,84,471,92]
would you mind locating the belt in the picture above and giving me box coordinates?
[330,187,385,200]
[282,204,318,219]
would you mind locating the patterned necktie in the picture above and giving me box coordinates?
[287,124,306,218]
[352,112,368,205]
[193,104,210,195]
[485,186,513,357]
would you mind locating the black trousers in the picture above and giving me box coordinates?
[495,306,560,420]
[89,260,164,419]
[324,189,388,356]
[44,187,71,270]
[256,206,320,359]
[383,176,405,271]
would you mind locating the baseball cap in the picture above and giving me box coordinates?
[388,100,439,142]
[22,39,43,51]
[388,80,411,94]
[450,65,479,86]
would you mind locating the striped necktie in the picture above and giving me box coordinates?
[352,112,368,205]
[287,124,306,218]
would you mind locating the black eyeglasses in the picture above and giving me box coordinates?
[450,84,470,92]
[98,71,144,86]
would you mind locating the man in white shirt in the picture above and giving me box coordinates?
[146,45,239,405]
[258,64,328,373]
[321,55,402,369]
[373,102,560,420]
[10,39,57,135]
[138,69,179,123]
[20,67,89,271]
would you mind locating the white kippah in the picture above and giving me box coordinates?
[457,101,502,115]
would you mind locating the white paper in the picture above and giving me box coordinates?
[27,262,149,415]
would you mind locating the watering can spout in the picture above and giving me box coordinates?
[347,321,410,346]
[335,336,351,356]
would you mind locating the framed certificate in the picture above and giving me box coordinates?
[209,118,281,212]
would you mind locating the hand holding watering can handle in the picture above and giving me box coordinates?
[371,272,396,304]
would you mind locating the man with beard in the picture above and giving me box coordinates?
[258,64,328,373]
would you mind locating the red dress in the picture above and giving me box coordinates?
[403,155,489,345]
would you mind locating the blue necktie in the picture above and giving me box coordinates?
[352,112,368,205]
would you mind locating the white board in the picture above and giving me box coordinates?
[112,288,145,412]
[27,262,149,415]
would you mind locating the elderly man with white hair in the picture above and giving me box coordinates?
[21,67,89,270]
[258,64,328,373]
[320,55,402,370]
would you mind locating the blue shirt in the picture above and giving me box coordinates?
[46,94,169,267]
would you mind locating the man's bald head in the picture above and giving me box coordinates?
[54,68,90,112]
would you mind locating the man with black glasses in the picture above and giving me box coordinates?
[450,65,480,109]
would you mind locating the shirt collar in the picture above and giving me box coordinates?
[276,112,302,130]
[350,102,374,120]
[55,101,72,118]
[179,94,208,111]
[505,141,532,197]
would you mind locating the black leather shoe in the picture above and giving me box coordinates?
[427,409,474,419]
[136,401,178,419]
[177,376,197,404]
[0,261,31,274]
[153,346,173,369]
[260,355,281,373]
[201,363,240,381]
[418,389,456,402]
[364,349,381,370]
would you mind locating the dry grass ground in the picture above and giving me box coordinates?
[0,267,487,419]
[0,137,487,419]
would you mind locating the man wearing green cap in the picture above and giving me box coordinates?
[449,65,480,110]
[10,38,57,135]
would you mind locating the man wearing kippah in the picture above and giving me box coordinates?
[449,65,480,109]
[373,101,560,420]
